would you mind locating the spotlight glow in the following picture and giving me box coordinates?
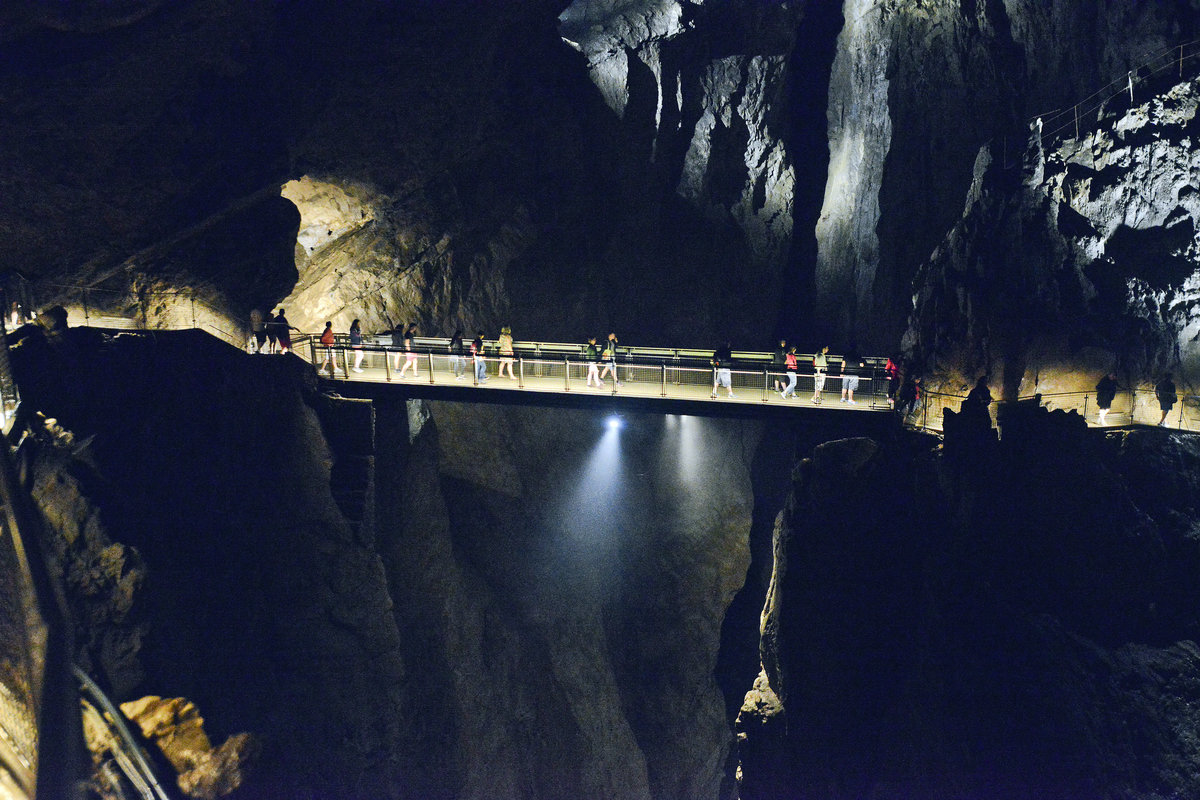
[607,415,623,430]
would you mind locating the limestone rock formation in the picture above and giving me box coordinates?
[12,322,765,798]
[905,76,1200,397]
[816,0,1197,351]
[11,328,410,796]
[120,695,258,799]
[559,0,800,341]
[376,399,760,799]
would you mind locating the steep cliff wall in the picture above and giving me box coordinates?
[375,399,760,799]
[738,413,1200,799]
[905,76,1200,396]
[4,0,1199,355]
[9,323,772,798]
[816,0,1197,351]
[11,329,411,796]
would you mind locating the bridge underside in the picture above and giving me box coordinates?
[318,375,903,437]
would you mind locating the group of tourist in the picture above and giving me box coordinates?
[260,314,1187,428]
[249,308,299,354]
[298,317,902,406]
[1093,371,1179,426]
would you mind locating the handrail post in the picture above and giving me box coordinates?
[519,357,524,389]
[308,338,316,366]
[341,345,350,378]
[535,344,542,377]
[564,357,570,391]
[428,351,435,384]
[384,348,392,382]
[661,363,666,398]
[762,368,768,402]
[83,288,89,326]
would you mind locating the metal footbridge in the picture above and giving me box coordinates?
[288,334,895,423]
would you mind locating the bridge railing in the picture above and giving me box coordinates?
[295,336,892,408]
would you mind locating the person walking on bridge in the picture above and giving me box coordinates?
[249,308,267,353]
[885,356,900,408]
[398,323,420,378]
[472,331,488,382]
[810,345,829,403]
[272,309,297,354]
[598,332,621,386]
[449,330,466,379]
[584,336,601,387]
[498,326,516,380]
[349,319,364,372]
[780,345,798,399]
[711,340,735,399]
[772,339,787,393]
[318,321,337,376]
[1095,372,1117,424]
[1156,372,1177,426]
[840,344,863,404]
[264,308,279,353]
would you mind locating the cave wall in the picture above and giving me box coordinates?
[375,398,761,799]
[10,322,771,798]
[905,76,1200,396]
[737,414,1200,799]
[11,329,411,796]
[5,0,1200,359]
[816,0,1197,353]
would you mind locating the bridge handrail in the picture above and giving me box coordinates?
[75,666,172,800]
[321,333,882,372]
[0,406,79,798]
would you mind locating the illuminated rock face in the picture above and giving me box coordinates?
[905,77,1200,396]
[274,175,527,337]
[558,0,799,339]
[815,0,1196,352]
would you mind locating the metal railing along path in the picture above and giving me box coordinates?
[1030,38,1200,144]
[295,336,893,413]
[903,388,1199,434]
[76,667,172,800]
[41,283,249,350]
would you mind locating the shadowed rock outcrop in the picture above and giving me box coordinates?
[738,413,1200,799]
[12,329,409,796]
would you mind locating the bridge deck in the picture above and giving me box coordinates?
[294,340,896,425]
